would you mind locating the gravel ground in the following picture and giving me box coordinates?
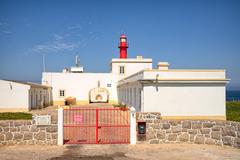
[0,144,239,160]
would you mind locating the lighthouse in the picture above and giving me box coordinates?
[118,34,128,58]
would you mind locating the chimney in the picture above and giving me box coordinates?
[157,62,169,70]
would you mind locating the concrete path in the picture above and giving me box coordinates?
[0,144,239,160]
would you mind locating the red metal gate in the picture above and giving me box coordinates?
[63,108,130,144]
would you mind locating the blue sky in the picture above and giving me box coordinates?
[0,0,239,90]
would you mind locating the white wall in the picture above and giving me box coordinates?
[0,80,30,110]
[42,72,118,103]
[143,83,226,117]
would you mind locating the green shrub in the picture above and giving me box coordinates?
[0,112,32,120]
[226,101,240,122]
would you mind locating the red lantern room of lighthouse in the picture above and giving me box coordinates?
[118,34,128,59]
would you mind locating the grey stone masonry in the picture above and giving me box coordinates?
[137,116,240,149]
[0,120,57,145]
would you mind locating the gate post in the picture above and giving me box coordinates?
[130,107,136,145]
[57,108,64,145]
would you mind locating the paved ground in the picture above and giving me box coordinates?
[0,144,239,160]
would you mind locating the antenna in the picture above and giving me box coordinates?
[43,53,46,72]
[75,55,80,67]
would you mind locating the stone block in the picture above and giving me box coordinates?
[182,121,191,129]
[203,122,213,128]
[35,132,46,140]
[233,138,240,149]
[157,131,165,139]
[46,125,57,133]
[188,129,197,134]
[20,126,29,132]
[0,134,4,141]
[152,124,160,129]
[51,133,57,139]
[14,121,24,127]
[24,132,33,140]
[215,121,226,126]
[237,131,240,138]
[172,126,181,133]
[0,127,2,132]
[150,139,159,144]
[182,128,188,132]
[222,127,236,137]
[211,131,221,140]
[14,133,23,140]
[222,136,233,146]
[162,123,170,129]
[190,134,195,142]
[30,126,39,132]
[168,134,177,141]
[10,127,18,132]
[192,122,202,129]
[0,121,9,127]
[200,128,211,134]
[4,132,13,141]
[212,126,221,131]
[194,135,204,144]
[205,138,215,145]
[169,120,179,126]
[3,127,9,132]
[179,133,189,142]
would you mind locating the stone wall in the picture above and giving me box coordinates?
[137,118,240,149]
[0,120,57,145]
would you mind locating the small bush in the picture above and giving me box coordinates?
[0,112,32,120]
[226,101,240,122]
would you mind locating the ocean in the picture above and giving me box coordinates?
[226,90,240,101]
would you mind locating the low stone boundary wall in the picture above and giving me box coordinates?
[137,118,240,149]
[0,120,57,145]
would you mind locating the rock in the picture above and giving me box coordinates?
[146,129,156,140]
[0,121,9,127]
[3,127,9,132]
[211,131,221,140]
[168,134,177,141]
[20,126,29,132]
[205,138,215,145]
[4,132,13,141]
[222,136,233,146]
[0,134,4,141]
[192,122,202,129]
[237,131,240,138]
[182,128,188,132]
[169,120,179,126]
[30,125,39,132]
[188,129,197,134]
[152,124,160,129]
[194,135,204,144]
[215,121,226,126]
[190,134,195,142]
[172,126,181,133]
[182,121,191,129]
[51,133,57,139]
[212,126,221,131]
[222,127,236,137]
[179,133,189,142]
[233,138,240,149]
[46,125,57,133]
[10,127,18,132]
[157,131,165,139]
[0,127,2,132]
[203,122,213,128]
[200,128,211,134]
[150,139,159,144]
[14,121,24,127]
[14,133,23,140]
[35,132,46,140]
[162,123,170,129]
[24,132,33,140]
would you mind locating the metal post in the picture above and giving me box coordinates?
[57,108,64,145]
[130,107,136,145]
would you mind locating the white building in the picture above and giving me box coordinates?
[42,34,229,120]
[0,80,52,112]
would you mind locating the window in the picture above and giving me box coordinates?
[119,66,125,74]
[59,90,65,97]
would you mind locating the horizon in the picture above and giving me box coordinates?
[0,0,240,90]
